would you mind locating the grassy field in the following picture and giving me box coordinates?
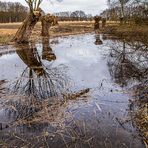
[103,24,148,46]
[0,21,122,45]
[0,21,95,45]
[0,21,148,45]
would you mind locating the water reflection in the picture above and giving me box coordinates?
[106,39,148,146]
[108,41,148,87]
[2,38,69,122]
[94,34,103,45]
[0,34,146,148]
[42,37,56,61]
[16,43,44,76]
[13,38,68,99]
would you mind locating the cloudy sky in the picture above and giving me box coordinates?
[2,0,108,15]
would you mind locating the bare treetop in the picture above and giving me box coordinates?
[25,0,43,12]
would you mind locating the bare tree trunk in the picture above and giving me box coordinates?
[102,18,106,28]
[41,14,57,60]
[94,16,102,31]
[41,16,51,37]
[41,14,58,37]
[120,0,124,25]
[12,13,41,43]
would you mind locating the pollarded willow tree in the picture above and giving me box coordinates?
[13,0,61,43]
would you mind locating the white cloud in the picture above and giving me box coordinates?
[1,0,108,15]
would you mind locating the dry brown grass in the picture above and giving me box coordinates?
[103,24,148,46]
[1,21,147,45]
[0,21,94,45]
[135,104,148,146]
[0,29,17,35]
[131,84,148,146]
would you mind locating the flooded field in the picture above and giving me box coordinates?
[0,33,147,147]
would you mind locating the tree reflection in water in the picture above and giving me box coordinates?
[5,38,69,120]
[42,37,56,61]
[94,34,103,45]
[14,41,67,99]
[108,40,148,87]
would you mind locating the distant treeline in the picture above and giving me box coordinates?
[0,2,28,23]
[54,11,93,21]
[0,2,93,23]
[101,1,148,24]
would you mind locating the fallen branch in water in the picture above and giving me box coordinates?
[63,88,90,100]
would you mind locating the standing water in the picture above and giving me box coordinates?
[0,33,147,147]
